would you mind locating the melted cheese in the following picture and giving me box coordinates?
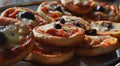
[85,35,116,47]
[91,21,120,32]
[0,23,29,49]
[21,18,35,25]
[40,23,54,31]
[74,0,90,5]
[16,12,36,26]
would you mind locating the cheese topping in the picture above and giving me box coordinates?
[36,22,80,37]
[61,16,90,30]
[2,7,37,28]
[0,22,29,49]
[91,21,120,32]
[74,0,90,5]
[39,23,54,31]
[84,35,117,48]
[16,11,36,27]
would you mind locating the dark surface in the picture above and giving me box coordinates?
[12,53,117,66]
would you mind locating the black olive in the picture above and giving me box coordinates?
[20,12,35,20]
[54,23,62,29]
[60,18,65,24]
[85,29,97,36]
[74,22,83,27]
[104,22,113,29]
[76,23,81,27]
[71,19,75,21]
[53,5,62,12]
[0,32,7,45]
[72,21,85,28]
[96,5,106,12]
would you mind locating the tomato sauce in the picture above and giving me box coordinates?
[6,9,18,18]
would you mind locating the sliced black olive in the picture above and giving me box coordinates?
[85,29,97,36]
[60,18,65,24]
[76,23,81,27]
[0,32,7,45]
[104,22,112,29]
[96,5,106,12]
[53,5,63,12]
[74,22,83,27]
[73,21,85,28]
[71,19,75,21]
[54,23,62,29]
[20,12,35,20]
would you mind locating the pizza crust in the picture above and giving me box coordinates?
[25,42,75,65]
[33,23,85,46]
[75,35,120,56]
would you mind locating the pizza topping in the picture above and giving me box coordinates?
[61,16,91,30]
[53,5,63,12]
[85,29,97,36]
[3,25,22,45]
[37,22,81,37]
[16,12,37,28]
[54,23,62,29]
[0,32,7,45]
[96,5,106,12]
[71,19,75,21]
[74,22,83,27]
[91,21,117,31]
[40,1,72,19]
[6,9,18,18]
[17,12,35,20]
[60,18,65,24]
[47,28,68,37]
[0,22,30,49]
[70,19,85,28]
[47,27,78,37]
[83,35,118,48]
[104,22,113,29]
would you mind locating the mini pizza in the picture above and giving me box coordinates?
[25,42,74,65]
[1,7,47,28]
[33,22,85,46]
[56,15,91,30]
[37,1,72,23]
[61,0,96,15]
[75,35,120,56]
[0,17,34,66]
[91,21,120,39]
[83,3,120,22]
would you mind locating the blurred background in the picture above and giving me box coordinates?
[0,0,57,7]
[0,0,119,8]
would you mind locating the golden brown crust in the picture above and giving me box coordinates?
[75,35,120,56]
[25,42,74,65]
[33,23,85,46]
[0,17,34,66]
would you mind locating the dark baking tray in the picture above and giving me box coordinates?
[0,1,119,66]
